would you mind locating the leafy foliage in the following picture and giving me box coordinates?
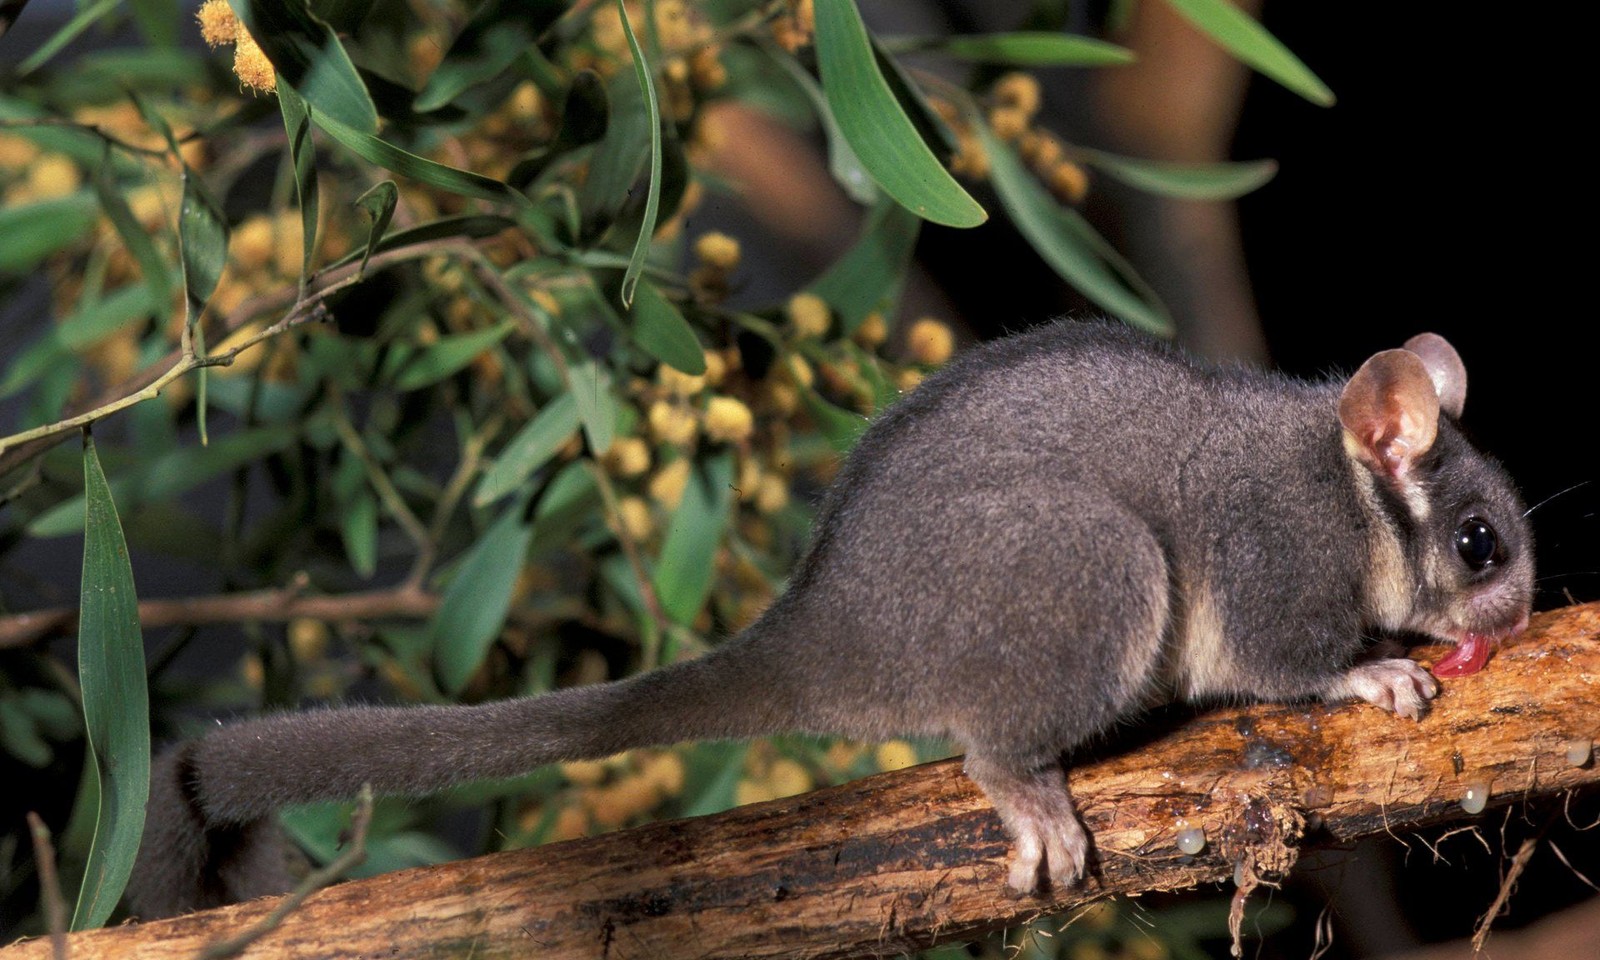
[0,0,1299,948]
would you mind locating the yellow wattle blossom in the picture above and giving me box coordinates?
[993,72,1042,117]
[232,32,277,94]
[612,496,654,541]
[987,106,1029,142]
[875,740,918,771]
[703,395,754,443]
[647,399,698,447]
[785,292,831,339]
[648,457,692,509]
[658,364,706,398]
[1048,160,1091,205]
[693,231,740,271]
[853,311,888,348]
[196,0,240,47]
[906,318,955,365]
[602,436,652,478]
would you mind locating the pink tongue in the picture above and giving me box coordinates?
[1432,632,1492,678]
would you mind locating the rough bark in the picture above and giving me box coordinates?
[7,604,1598,960]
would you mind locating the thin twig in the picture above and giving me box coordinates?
[194,785,375,960]
[426,414,504,552]
[0,117,175,158]
[586,461,671,665]
[0,582,439,649]
[0,236,473,473]
[325,385,435,588]
[24,813,67,960]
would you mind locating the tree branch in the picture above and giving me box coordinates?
[0,237,474,474]
[5,603,1597,960]
[0,582,438,649]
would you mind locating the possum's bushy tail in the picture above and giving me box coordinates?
[129,624,805,918]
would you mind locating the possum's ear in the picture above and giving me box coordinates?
[1339,348,1441,480]
[1402,332,1467,419]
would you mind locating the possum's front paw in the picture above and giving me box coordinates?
[1325,658,1440,720]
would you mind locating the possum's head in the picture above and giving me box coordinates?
[1338,333,1534,677]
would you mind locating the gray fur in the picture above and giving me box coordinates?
[129,320,1534,916]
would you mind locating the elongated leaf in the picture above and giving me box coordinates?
[629,282,705,375]
[415,0,567,111]
[389,322,512,391]
[325,214,516,270]
[341,490,379,577]
[807,198,920,333]
[71,436,150,930]
[568,359,616,456]
[1163,0,1334,106]
[29,426,299,537]
[233,0,380,132]
[802,390,870,452]
[813,0,985,228]
[432,499,534,695]
[474,392,579,507]
[614,0,662,307]
[279,83,320,287]
[16,0,118,75]
[353,180,397,277]
[903,32,1135,67]
[575,71,649,243]
[980,126,1172,335]
[1080,150,1277,200]
[767,45,875,204]
[94,154,172,309]
[653,453,734,626]
[178,167,228,321]
[0,0,29,40]
[0,192,98,272]
[308,106,531,208]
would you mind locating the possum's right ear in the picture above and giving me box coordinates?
[1339,348,1441,481]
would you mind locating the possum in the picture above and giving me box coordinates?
[129,321,1534,917]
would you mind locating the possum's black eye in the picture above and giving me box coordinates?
[1454,518,1500,570]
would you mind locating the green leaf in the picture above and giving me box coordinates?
[0,696,53,767]
[613,0,663,307]
[415,0,568,111]
[342,490,379,577]
[325,214,517,271]
[307,105,532,208]
[812,0,985,228]
[432,499,535,695]
[628,282,705,375]
[94,155,173,310]
[568,359,616,456]
[474,393,579,507]
[29,426,300,538]
[899,32,1135,67]
[766,43,875,205]
[802,390,870,453]
[1163,0,1334,106]
[0,192,98,273]
[16,0,118,76]
[652,453,734,626]
[279,83,320,287]
[1,284,158,399]
[178,166,229,322]
[71,435,150,930]
[353,180,398,277]
[1080,150,1277,200]
[979,126,1172,335]
[807,198,921,333]
[389,322,513,391]
[233,0,380,132]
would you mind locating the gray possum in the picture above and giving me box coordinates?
[129,321,1533,917]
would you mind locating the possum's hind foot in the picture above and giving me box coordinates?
[964,753,1090,894]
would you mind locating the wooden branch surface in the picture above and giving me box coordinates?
[7,604,1598,960]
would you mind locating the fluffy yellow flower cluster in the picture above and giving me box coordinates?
[197,0,276,94]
